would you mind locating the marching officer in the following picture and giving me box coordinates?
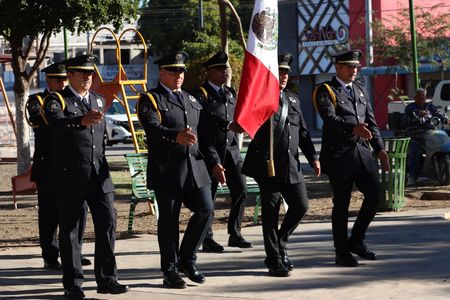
[192,51,253,253]
[43,55,129,299]
[137,51,213,289]
[242,53,320,277]
[25,63,90,270]
[313,50,390,267]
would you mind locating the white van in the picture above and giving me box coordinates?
[105,100,141,146]
[431,80,450,114]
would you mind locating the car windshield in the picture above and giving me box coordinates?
[107,101,136,115]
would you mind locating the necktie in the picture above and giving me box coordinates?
[346,85,353,98]
[218,88,226,103]
[174,91,183,106]
[82,97,90,109]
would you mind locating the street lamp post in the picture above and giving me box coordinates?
[409,0,419,89]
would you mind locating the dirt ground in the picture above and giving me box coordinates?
[1,158,450,250]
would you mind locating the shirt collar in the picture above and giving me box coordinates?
[208,81,223,92]
[160,82,181,95]
[68,85,89,100]
[336,77,352,90]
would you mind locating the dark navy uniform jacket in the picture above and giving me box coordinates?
[192,82,242,170]
[137,83,211,190]
[26,90,52,184]
[43,87,114,195]
[315,76,384,176]
[242,89,317,183]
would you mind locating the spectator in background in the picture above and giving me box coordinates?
[404,88,449,185]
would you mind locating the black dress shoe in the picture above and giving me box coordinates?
[163,271,187,289]
[44,260,61,270]
[178,263,206,284]
[64,286,85,300]
[202,238,224,253]
[280,249,294,271]
[335,252,359,267]
[97,280,129,294]
[228,234,253,248]
[349,242,377,260]
[80,256,91,266]
[268,264,291,277]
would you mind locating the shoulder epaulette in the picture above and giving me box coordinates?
[312,83,336,112]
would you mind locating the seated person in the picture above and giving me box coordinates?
[404,88,449,185]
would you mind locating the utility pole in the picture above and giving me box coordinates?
[409,0,420,89]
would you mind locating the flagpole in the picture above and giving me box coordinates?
[267,116,275,177]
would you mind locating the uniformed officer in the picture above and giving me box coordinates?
[313,50,390,267]
[25,63,90,270]
[137,51,213,289]
[43,55,129,299]
[242,53,320,277]
[192,51,253,253]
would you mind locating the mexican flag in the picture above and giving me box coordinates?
[234,0,279,139]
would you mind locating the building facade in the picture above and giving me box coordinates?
[279,0,450,130]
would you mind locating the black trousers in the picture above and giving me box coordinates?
[37,184,88,264]
[57,190,117,289]
[257,178,309,267]
[206,158,247,239]
[154,180,213,273]
[328,163,380,254]
[37,184,59,263]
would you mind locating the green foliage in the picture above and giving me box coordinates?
[182,31,244,90]
[355,4,450,68]
[139,1,252,90]
[0,0,139,39]
[138,0,252,54]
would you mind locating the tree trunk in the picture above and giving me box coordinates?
[10,40,32,175]
[13,75,31,175]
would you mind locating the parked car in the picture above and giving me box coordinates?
[105,100,142,146]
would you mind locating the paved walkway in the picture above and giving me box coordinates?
[1,208,450,300]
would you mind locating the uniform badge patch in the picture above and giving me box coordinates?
[318,94,328,105]
[96,98,103,108]
[29,101,41,113]
[289,96,296,103]
[46,100,60,113]
[188,95,196,102]
[141,102,151,115]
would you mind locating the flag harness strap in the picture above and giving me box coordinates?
[273,96,288,146]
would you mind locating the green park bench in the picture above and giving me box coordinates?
[124,151,263,233]
[124,153,158,233]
